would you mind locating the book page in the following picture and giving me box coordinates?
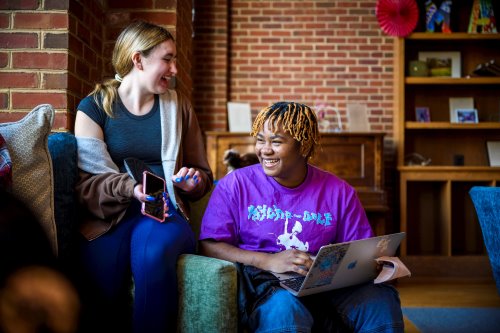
[373,256,411,284]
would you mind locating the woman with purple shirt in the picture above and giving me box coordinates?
[200,101,404,333]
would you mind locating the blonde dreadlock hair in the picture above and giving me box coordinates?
[251,101,320,159]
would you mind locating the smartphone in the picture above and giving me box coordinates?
[141,171,166,222]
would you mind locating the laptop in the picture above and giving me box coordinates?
[271,232,406,297]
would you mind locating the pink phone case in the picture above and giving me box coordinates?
[141,171,166,222]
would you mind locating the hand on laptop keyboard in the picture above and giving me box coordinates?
[266,249,313,276]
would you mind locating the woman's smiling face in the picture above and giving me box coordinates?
[255,119,308,188]
[140,40,178,94]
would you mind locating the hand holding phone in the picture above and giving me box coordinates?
[141,171,166,222]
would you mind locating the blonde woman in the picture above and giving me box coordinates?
[74,21,212,333]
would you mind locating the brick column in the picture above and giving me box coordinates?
[193,0,229,132]
[0,0,72,129]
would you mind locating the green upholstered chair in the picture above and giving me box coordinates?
[177,188,238,332]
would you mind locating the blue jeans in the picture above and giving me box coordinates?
[248,283,404,333]
[78,200,196,333]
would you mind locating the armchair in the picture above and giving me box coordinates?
[177,188,238,332]
[469,186,500,294]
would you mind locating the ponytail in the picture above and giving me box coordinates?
[89,78,120,118]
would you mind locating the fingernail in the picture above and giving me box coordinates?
[195,179,199,184]
[146,195,155,201]
[162,192,168,200]
[175,177,182,183]
[185,175,190,180]
[193,175,198,180]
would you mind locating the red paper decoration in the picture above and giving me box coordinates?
[376,0,419,37]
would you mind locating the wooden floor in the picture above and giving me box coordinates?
[396,277,500,332]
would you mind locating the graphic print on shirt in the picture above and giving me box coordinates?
[248,204,334,252]
[276,217,309,251]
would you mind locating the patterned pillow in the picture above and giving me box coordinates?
[0,104,57,255]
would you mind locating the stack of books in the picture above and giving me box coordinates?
[472,59,500,76]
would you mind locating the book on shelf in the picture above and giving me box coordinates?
[486,141,500,167]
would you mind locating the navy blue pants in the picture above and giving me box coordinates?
[78,201,195,333]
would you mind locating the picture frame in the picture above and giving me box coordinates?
[415,107,431,122]
[418,51,461,78]
[487,141,500,167]
[227,102,252,132]
[455,108,478,123]
[346,103,369,132]
[449,97,474,123]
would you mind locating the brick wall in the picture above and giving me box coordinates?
[0,0,72,129]
[67,0,105,130]
[1,0,394,136]
[0,0,191,130]
[193,0,229,131]
[175,0,194,102]
[193,0,395,138]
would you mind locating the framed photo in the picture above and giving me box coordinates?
[227,102,252,132]
[418,51,461,78]
[449,97,474,123]
[415,107,431,122]
[455,109,478,123]
[487,141,500,167]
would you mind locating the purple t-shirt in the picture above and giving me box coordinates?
[199,164,373,255]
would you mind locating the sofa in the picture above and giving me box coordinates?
[0,104,239,332]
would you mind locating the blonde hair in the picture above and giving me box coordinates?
[89,21,175,117]
[251,101,320,158]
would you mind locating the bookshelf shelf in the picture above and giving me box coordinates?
[405,122,500,130]
[407,32,500,40]
[405,77,500,85]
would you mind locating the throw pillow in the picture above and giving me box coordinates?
[0,104,57,255]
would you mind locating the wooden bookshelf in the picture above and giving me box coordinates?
[395,1,500,271]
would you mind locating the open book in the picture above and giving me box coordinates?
[374,256,411,284]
